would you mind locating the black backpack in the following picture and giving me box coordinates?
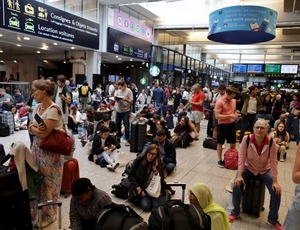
[96,203,148,230]
[111,177,130,200]
[148,200,211,230]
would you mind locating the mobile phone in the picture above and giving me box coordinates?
[34,113,45,125]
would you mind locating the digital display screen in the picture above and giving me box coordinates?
[232,64,247,73]
[247,64,264,73]
[107,27,151,60]
[281,64,298,74]
[265,64,281,73]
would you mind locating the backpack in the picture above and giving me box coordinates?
[122,159,134,176]
[96,203,148,230]
[81,86,89,96]
[224,148,239,169]
[148,200,211,230]
[111,177,131,200]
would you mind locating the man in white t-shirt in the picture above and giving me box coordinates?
[114,79,133,146]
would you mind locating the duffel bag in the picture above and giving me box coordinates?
[96,203,148,230]
[111,177,130,200]
[202,138,217,150]
[148,200,211,230]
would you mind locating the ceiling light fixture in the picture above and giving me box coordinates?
[53,42,58,45]
[0,34,3,37]
[0,50,3,53]
[14,60,17,63]
[16,44,21,47]
[37,51,41,53]
[24,37,30,40]
[41,45,48,50]
[71,46,75,49]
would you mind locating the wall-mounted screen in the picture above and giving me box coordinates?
[247,64,264,73]
[281,64,298,74]
[232,64,247,73]
[265,64,281,73]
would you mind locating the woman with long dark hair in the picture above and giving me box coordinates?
[128,144,166,211]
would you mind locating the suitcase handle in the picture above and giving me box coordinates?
[38,201,62,229]
[166,183,186,202]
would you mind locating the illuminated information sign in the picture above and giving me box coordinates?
[0,0,99,49]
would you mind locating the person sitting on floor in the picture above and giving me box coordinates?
[189,182,230,230]
[88,125,121,171]
[69,178,112,230]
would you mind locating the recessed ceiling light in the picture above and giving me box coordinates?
[37,51,41,53]
[118,58,122,60]
[63,61,66,64]
[24,37,30,40]
[41,45,48,50]
[0,50,3,53]
[116,56,119,58]
[71,46,75,49]
[130,59,133,61]
[53,43,57,45]
[126,66,129,68]
[16,44,21,47]
[14,60,17,63]
[0,60,4,62]
[43,60,48,63]
[0,34,3,37]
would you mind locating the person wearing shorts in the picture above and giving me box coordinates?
[185,83,205,136]
[215,86,240,168]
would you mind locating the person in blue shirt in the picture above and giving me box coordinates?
[152,82,166,117]
[14,89,26,108]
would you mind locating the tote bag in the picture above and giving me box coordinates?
[145,173,161,198]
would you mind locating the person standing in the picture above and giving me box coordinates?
[215,86,240,168]
[185,83,205,136]
[228,119,283,230]
[286,93,300,145]
[114,79,133,146]
[239,85,263,142]
[52,75,72,125]
[152,82,166,117]
[284,143,300,229]
[79,81,92,112]
[29,79,64,227]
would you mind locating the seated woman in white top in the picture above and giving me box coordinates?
[68,105,82,133]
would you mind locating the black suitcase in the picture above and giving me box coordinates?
[206,110,214,137]
[0,123,10,137]
[130,120,147,153]
[202,138,217,150]
[148,184,211,230]
[0,162,32,230]
[242,178,265,217]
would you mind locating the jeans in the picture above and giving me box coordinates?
[231,168,281,223]
[140,194,166,212]
[116,111,130,140]
[286,115,300,144]
[284,185,300,230]
[165,163,176,173]
[239,114,256,142]
[102,150,119,165]
[155,101,163,117]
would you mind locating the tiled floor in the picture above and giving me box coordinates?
[1,119,296,230]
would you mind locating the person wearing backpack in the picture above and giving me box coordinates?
[190,182,229,230]
[79,81,92,111]
[214,86,240,168]
[228,119,283,230]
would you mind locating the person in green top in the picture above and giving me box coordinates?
[189,182,230,230]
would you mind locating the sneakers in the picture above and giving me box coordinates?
[124,141,130,146]
[218,160,225,168]
[228,213,240,222]
[267,220,283,230]
[106,163,120,171]
[279,158,284,162]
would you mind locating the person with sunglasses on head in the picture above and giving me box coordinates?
[128,144,166,211]
[228,119,283,230]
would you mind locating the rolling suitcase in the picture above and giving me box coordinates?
[130,120,147,153]
[0,122,10,137]
[0,111,14,134]
[242,178,265,217]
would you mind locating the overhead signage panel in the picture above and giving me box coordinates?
[107,27,151,60]
[1,0,99,49]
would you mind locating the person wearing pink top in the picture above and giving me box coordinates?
[215,86,240,168]
[228,119,283,230]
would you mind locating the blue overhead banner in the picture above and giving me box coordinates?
[208,5,277,44]
[0,0,99,49]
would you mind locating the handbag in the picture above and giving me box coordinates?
[38,104,72,156]
[39,129,72,156]
[145,173,161,198]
